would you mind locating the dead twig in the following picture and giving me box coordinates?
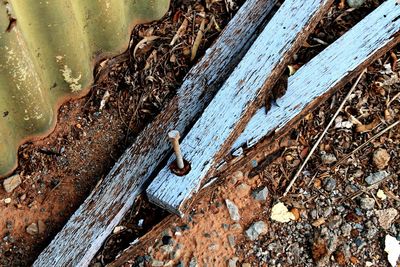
[339,174,395,204]
[334,120,400,167]
[387,91,400,107]
[283,69,367,197]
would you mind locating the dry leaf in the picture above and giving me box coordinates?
[384,109,394,122]
[288,64,302,76]
[144,50,158,70]
[338,0,346,9]
[390,51,398,71]
[312,217,326,227]
[356,117,380,133]
[305,113,313,121]
[350,256,359,265]
[290,208,301,221]
[170,19,188,46]
[372,81,386,96]
[133,36,159,59]
[191,18,206,61]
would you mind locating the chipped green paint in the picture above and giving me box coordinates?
[0,0,169,177]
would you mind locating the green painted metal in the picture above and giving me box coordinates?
[0,0,169,177]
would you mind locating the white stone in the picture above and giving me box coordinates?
[225,199,240,222]
[385,235,400,267]
[3,174,22,193]
[271,202,295,223]
[245,221,267,240]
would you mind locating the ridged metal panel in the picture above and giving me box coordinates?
[0,0,169,176]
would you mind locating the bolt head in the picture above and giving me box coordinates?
[168,130,180,140]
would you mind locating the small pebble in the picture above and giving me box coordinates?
[271,202,295,222]
[3,174,22,193]
[228,257,238,267]
[377,189,387,200]
[4,198,11,204]
[230,223,242,231]
[151,259,164,267]
[365,171,389,185]
[6,220,13,231]
[231,171,243,181]
[245,221,267,241]
[38,220,46,234]
[323,177,336,192]
[227,234,235,248]
[252,187,269,201]
[345,184,358,194]
[236,183,250,197]
[341,224,352,237]
[189,257,197,267]
[372,148,390,169]
[225,199,240,222]
[347,0,365,8]
[354,238,365,248]
[26,223,38,235]
[321,152,337,164]
[160,245,173,254]
[251,159,258,168]
[208,243,219,251]
[375,208,398,230]
[360,197,375,210]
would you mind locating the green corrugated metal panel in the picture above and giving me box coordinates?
[0,0,169,176]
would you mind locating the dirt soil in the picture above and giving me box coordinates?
[0,0,237,266]
[88,1,400,266]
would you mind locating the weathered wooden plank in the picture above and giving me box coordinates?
[108,3,400,264]
[146,0,334,216]
[231,0,400,155]
[33,1,278,266]
[108,3,400,267]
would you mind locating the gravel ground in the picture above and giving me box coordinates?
[94,1,400,266]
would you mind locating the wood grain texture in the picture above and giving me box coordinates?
[147,0,334,216]
[109,2,400,265]
[232,0,400,154]
[33,1,277,266]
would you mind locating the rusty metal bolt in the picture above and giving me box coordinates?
[168,130,184,169]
